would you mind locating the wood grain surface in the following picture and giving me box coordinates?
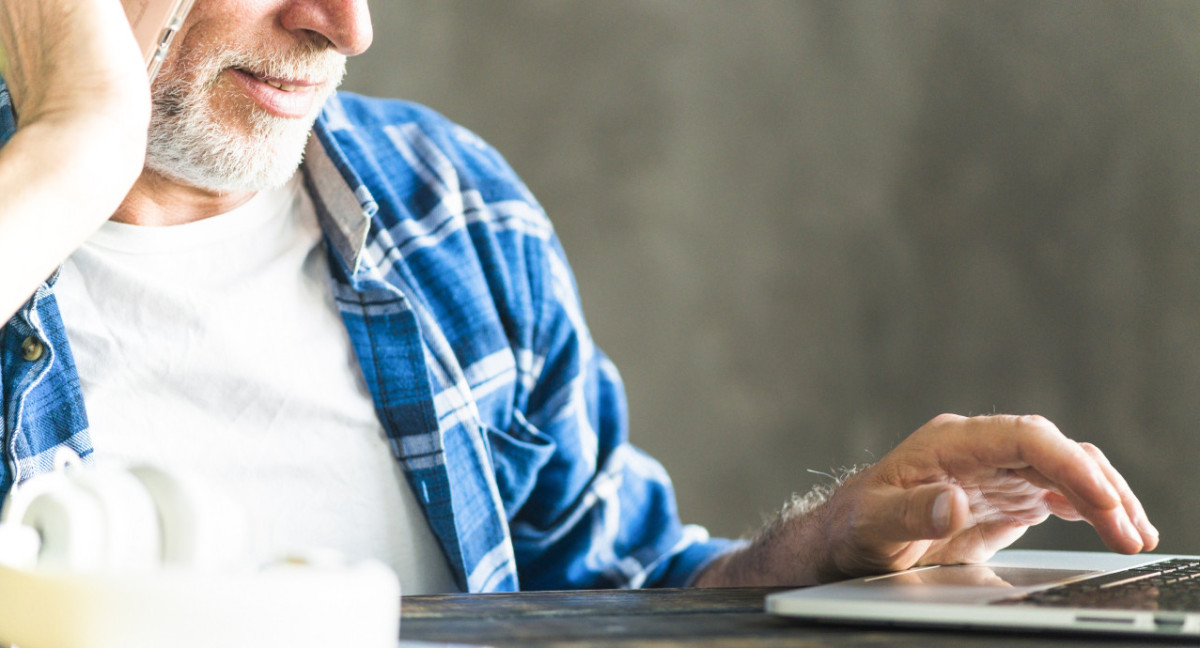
[398,587,1189,647]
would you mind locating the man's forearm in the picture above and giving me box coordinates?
[0,114,145,321]
[693,501,831,587]
[693,464,874,587]
[0,0,152,321]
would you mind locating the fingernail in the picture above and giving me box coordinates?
[932,491,952,534]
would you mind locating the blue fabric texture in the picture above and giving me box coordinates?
[0,82,737,591]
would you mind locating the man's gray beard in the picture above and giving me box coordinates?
[144,48,345,194]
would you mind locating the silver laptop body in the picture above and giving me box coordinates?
[767,550,1200,638]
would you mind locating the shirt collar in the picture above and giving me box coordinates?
[303,93,377,279]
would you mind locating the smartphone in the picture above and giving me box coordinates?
[120,0,197,79]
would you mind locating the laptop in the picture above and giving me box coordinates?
[767,549,1200,638]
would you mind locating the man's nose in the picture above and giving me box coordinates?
[280,0,373,57]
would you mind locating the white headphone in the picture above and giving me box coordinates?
[0,450,400,648]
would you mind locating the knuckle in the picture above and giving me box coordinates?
[1079,442,1116,470]
[1014,414,1063,438]
[929,413,961,427]
[1017,414,1051,428]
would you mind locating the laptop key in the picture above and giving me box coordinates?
[994,559,1200,612]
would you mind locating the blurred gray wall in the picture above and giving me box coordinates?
[343,1,1200,553]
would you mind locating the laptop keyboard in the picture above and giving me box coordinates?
[994,559,1200,612]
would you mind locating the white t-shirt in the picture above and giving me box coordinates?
[54,173,459,594]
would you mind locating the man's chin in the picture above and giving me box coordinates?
[143,160,301,196]
[144,122,314,195]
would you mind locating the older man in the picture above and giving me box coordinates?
[0,0,1157,594]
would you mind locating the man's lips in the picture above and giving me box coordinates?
[227,67,323,119]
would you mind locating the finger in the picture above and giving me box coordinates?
[1079,443,1159,550]
[1015,445,1144,554]
[1041,490,1084,521]
[928,415,1148,554]
[1010,466,1066,500]
[1015,464,1139,529]
[1022,463,1142,554]
[945,415,1121,514]
[865,483,969,542]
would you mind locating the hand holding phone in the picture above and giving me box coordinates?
[0,0,192,83]
[0,0,149,119]
[0,0,158,327]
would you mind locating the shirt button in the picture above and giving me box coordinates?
[20,336,44,362]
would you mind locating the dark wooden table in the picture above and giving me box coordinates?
[399,587,1199,647]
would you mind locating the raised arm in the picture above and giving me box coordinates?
[0,0,149,321]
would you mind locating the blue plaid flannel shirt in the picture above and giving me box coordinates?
[0,83,737,591]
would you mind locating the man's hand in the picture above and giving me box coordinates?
[695,414,1159,587]
[0,0,150,322]
[0,0,148,127]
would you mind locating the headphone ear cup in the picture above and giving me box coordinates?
[64,467,162,572]
[129,464,246,570]
[0,520,40,569]
[18,472,108,571]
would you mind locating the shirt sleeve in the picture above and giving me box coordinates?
[505,221,741,589]
[385,104,741,589]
